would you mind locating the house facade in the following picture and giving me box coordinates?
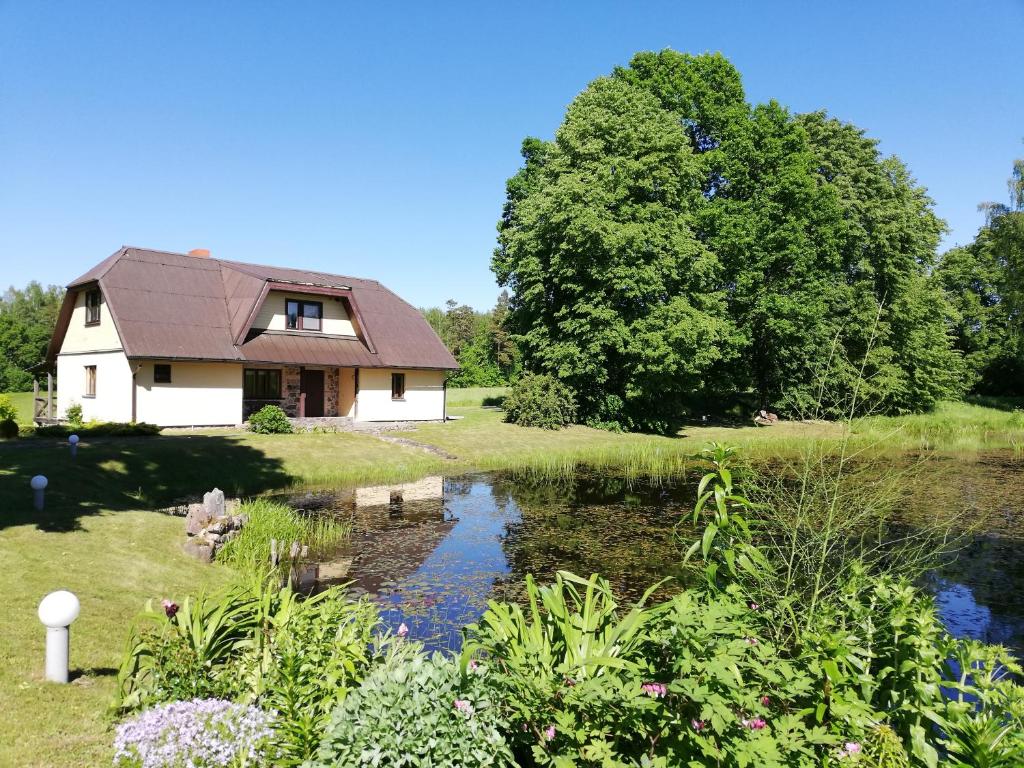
[44,247,458,427]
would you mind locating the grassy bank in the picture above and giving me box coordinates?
[0,396,1022,764]
[3,390,38,424]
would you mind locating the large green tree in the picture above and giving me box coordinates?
[0,282,64,392]
[494,50,965,431]
[493,75,739,432]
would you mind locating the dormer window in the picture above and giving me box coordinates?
[285,299,322,331]
[85,289,101,326]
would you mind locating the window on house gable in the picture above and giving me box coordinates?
[154,364,172,384]
[285,299,323,331]
[84,365,97,397]
[244,368,282,399]
[391,372,406,400]
[85,289,101,325]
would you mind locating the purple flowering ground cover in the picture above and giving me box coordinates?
[113,699,276,768]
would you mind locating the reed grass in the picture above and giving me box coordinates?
[216,498,350,572]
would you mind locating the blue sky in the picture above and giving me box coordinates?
[1,1,1022,309]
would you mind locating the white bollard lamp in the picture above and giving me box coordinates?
[30,475,48,511]
[38,590,80,683]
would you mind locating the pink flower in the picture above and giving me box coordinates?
[691,719,706,732]
[161,599,178,619]
[744,636,759,646]
[641,682,667,698]
[838,742,862,758]
[453,699,474,715]
[397,622,409,638]
[742,717,767,730]
[468,659,479,672]
[749,602,760,611]
[544,725,556,741]
[760,695,771,707]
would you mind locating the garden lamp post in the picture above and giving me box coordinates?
[30,475,47,511]
[37,590,80,683]
[68,434,79,458]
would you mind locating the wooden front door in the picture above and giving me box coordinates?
[300,369,325,417]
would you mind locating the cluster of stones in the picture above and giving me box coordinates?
[183,488,246,563]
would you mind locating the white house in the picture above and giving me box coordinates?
[43,246,458,427]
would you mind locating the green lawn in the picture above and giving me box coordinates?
[3,390,41,424]
[0,399,1022,765]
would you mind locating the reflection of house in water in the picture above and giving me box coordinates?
[354,476,445,517]
[317,476,453,594]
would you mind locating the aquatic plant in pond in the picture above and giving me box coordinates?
[113,698,276,768]
[216,498,349,573]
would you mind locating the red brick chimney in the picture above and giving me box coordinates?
[188,248,211,258]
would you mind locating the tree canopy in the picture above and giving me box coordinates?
[0,282,64,392]
[493,50,965,432]
[934,156,1024,395]
[421,293,519,387]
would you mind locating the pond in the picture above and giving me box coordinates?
[281,452,1024,654]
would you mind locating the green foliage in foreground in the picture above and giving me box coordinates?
[110,443,1024,768]
[115,578,380,766]
[503,374,578,429]
[247,405,293,434]
[215,498,349,574]
[309,649,515,768]
[493,50,965,431]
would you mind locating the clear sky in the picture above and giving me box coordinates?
[1,1,1021,309]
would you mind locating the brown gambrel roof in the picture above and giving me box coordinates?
[46,247,457,370]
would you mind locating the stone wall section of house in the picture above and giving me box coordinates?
[282,367,302,416]
[325,367,340,416]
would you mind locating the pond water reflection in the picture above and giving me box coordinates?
[281,454,1023,655]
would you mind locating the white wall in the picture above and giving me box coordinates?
[251,291,355,336]
[61,288,123,353]
[56,351,133,422]
[356,368,446,422]
[135,361,243,426]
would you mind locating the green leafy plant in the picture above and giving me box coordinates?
[463,571,666,766]
[682,443,771,590]
[502,373,577,429]
[236,581,380,765]
[0,419,17,439]
[0,394,16,422]
[65,401,82,424]
[309,649,514,768]
[115,585,258,712]
[247,404,292,434]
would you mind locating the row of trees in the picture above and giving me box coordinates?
[490,49,1022,432]
[420,293,519,387]
[0,282,64,392]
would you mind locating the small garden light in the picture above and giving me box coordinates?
[68,434,80,458]
[30,474,48,511]
[38,590,80,683]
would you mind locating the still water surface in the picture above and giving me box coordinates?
[282,454,1023,654]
